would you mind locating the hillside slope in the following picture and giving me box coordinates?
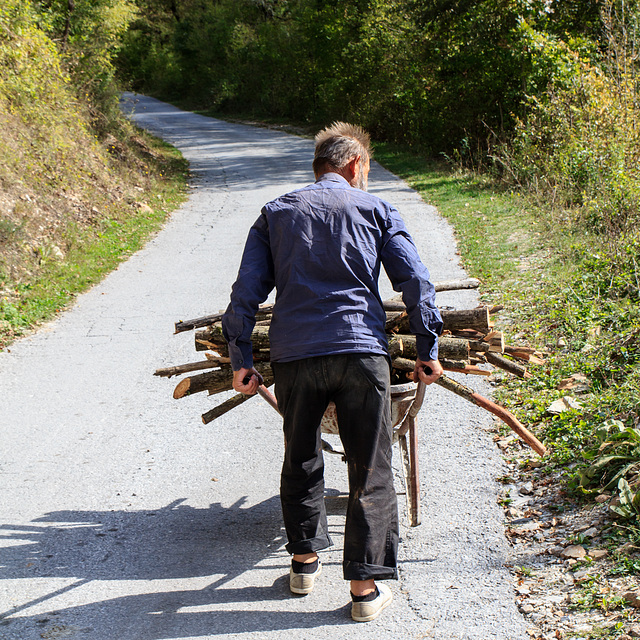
[0,0,186,347]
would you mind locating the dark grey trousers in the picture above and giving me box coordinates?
[272,353,399,581]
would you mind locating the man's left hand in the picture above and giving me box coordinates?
[413,358,443,385]
[232,367,263,395]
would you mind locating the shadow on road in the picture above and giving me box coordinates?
[0,497,348,637]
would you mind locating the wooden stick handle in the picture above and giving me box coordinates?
[257,385,281,415]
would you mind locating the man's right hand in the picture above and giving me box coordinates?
[232,367,263,395]
[413,358,443,385]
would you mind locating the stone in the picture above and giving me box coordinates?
[595,494,611,504]
[573,569,594,584]
[624,590,640,607]
[617,542,636,555]
[520,603,535,614]
[547,396,583,414]
[561,544,587,559]
[583,527,599,538]
[588,549,609,560]
[137,202,154,214]
[520,481,534,495]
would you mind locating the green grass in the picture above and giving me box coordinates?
[373,142,640,480]
[372,143,549,288]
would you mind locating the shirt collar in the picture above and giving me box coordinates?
[315,172,350,186]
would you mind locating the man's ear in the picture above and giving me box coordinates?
[346,155,360,182]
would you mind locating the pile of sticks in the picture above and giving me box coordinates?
[155,278,547,455]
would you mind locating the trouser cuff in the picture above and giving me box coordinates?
[343,560,398,581]
[285,534,333,555]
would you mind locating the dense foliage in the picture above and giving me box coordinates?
[118,0,615,153]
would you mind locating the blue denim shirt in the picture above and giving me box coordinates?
[222,173,443,369]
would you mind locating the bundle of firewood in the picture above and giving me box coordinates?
[154,277,547,456]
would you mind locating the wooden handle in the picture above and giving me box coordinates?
[434,374,546,456]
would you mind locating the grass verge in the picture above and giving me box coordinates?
[374,142,640,639]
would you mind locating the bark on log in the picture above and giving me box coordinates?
[433,278,481,292]
[385,311,408,332]
[173,361,273,399]
[155,360,223,378]
[441,307,492,333]
[485,352,531,379]
[390,307,492,334]
[389,335,470,362]
[175,304,274,334]
[195,323,271,353]
[392,357,490,377]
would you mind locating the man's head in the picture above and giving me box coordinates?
[313,122,371,190]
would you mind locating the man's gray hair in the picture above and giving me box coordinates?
[313,121,371,175]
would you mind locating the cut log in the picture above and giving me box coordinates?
[389,335,470,362]
[173,361,273,399]
[441,307,492,333]
[392,357,490,377]
[175,303,274,334]
[383,299,406,312]
[485,352,531,379]
[443,363,491,376]
[195,323,271,352]
[195,338,224,352]
[173,368,234,399]
[391,306,493,334]
[202,392,251,424]
[175,311,225,334]
[154,359,226,378]
[433,278,481,292]
[385,311,408,332]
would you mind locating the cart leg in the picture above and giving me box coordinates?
[408,416,421,526]
[399,419,420,527]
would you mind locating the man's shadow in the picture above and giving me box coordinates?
[0,496,347,638]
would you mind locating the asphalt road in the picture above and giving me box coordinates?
[0,94,529,640]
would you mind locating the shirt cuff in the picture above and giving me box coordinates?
[416,333,439,362]
[228,340,254,371]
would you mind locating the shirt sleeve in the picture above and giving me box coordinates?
[380,206,443,362]
[222,212,275,370]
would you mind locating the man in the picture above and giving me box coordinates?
[222,122,443,622]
